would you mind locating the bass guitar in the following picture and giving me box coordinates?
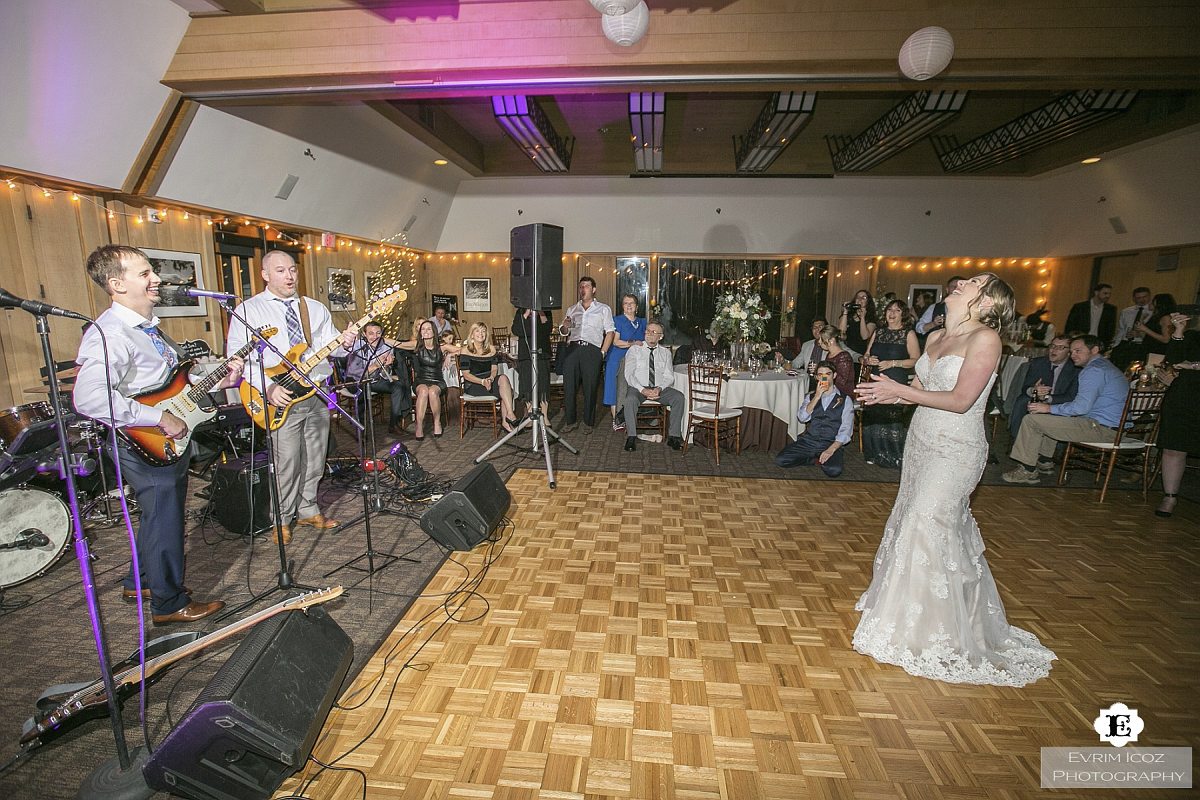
[120,327,278,465]
[19,586,343,749]
[240,287,406,431]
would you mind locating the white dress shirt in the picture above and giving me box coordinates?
[1113,304,1150,345]
[797,389,856,445]
[74,303,174,428]
[1087,300,1104,336]
[624,344,676,392]
[790,339,824,369]
[226,290,343,392]
[560,299,615,348]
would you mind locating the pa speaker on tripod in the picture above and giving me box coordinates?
[210,453,272,535]
[420,463,511,550]
[510,222,563,309]
[143,606,352,800]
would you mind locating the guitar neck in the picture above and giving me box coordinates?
[186,339,259,401]
[296,310,377,374]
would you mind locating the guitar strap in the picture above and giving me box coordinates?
[297,295,314,347]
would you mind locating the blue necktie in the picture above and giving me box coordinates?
[140,324,177,368]
[278,298,304,346]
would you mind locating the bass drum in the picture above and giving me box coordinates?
[0,488,72,589]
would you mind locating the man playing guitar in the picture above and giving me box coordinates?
[226,251,356,543]
[74,245,242,624]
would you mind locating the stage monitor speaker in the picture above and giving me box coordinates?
[420,462,511,550]
[210,453,272,536]
[143,606,353,800]
[510,223,563,309]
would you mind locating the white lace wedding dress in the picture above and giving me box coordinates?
[852,353,1056,686]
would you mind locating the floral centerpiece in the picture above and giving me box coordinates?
[709,288,771,343]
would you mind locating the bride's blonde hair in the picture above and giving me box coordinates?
[967,272,1015,331]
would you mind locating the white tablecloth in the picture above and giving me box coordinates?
[672,365,810,440]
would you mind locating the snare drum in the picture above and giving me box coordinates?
[0,487,72,588]
[0,402,60,457]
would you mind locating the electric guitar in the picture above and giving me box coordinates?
[119,327,277,465]
[241,287,406,431]
[19,586,343,749]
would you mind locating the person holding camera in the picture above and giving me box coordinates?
[837,289,876,358]
[775,361,854,477]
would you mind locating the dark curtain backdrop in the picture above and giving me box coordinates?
[657,258,787,344]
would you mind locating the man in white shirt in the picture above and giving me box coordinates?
[75,245,243,624]
[622,321,685,451]
[1109,286,1153,369]
[790,317,828,371]
[226,251,356,542]
[557,276,615,430]
[914,276,965,336]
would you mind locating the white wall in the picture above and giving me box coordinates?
[437,126,1200,256]
[157,104,464,250]
[1034,127,1200,256]
[0,0,190,188]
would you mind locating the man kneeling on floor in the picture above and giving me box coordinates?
[623,320,685,451]
[775,361,854,477]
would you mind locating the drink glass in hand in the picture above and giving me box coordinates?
[806,361,817,376]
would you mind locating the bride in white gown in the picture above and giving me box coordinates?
[852,273,1055,687]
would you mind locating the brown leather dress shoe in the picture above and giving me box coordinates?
[295,513,339,530]
[123,586,190,602]
[151,600,225,626]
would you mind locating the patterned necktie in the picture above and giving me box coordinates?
[648,348,656,386]
[277,298,304,346]
[140,324,177,369]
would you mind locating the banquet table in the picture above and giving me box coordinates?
[672,365,810,451]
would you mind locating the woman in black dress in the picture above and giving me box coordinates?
[1136,293,1176,358]
[512,307,553,418]
[460,322,517,432]
[860,300,921,467]
[409,319,447,438]
[837,289,877,357]
[1155,312,1199,517]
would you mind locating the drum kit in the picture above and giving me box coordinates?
[0,399,134,593]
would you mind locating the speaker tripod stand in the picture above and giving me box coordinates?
[475,310,575,489]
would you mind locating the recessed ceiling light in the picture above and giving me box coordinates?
[598,126,610,134]
[433,158,448,166]
[1081,157,1101,164]
[693,126,706,133]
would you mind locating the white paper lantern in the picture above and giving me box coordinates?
[898,26,954,81]
[589,0,640,15]
[602,1,649,47]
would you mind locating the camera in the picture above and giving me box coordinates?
[843,302,859,310]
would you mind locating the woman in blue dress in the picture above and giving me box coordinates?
[604,294,646,431]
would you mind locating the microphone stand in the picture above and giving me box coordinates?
[26,310,148,798]
[325,338,412,582]
[475,309,576,489]
[214,299,363,621]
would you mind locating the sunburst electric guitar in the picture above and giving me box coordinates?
[20,586,343,749]
[241,287,406,431]
[120,327,278,465]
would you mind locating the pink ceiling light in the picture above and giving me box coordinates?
[601,1,649,46]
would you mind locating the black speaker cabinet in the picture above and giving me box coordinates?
[510,223,563,309]
[210,453,272,536]
[143,606,353,800]
[420,462,511,550]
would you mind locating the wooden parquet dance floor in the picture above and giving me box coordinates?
[279,470,1198,799]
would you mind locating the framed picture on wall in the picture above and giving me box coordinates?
[907,284,942,319]
[463,278,491,312]
[143,248,206,317]
[328,268,355,312]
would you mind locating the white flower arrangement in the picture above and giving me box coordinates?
[710,288,771,342]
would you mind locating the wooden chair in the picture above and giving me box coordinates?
[635,399,668,439]
[457,356,500,438]
[1057,386,1165,502]
[683,364,742,464]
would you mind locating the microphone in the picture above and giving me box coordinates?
[17,530,50,549]
[172,286,238,302]
[328,292,352,306]
[0,288,91,321]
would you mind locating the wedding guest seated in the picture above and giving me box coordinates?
[775,361,854,477]
[344,321,411,435]
[459,322,517,432]
[815,324,856,397]
[790,317,828,372]
[410,320,449,439]
[622,321,684,452]
[1003,334,1127,484]
[1008,335,1079,439]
